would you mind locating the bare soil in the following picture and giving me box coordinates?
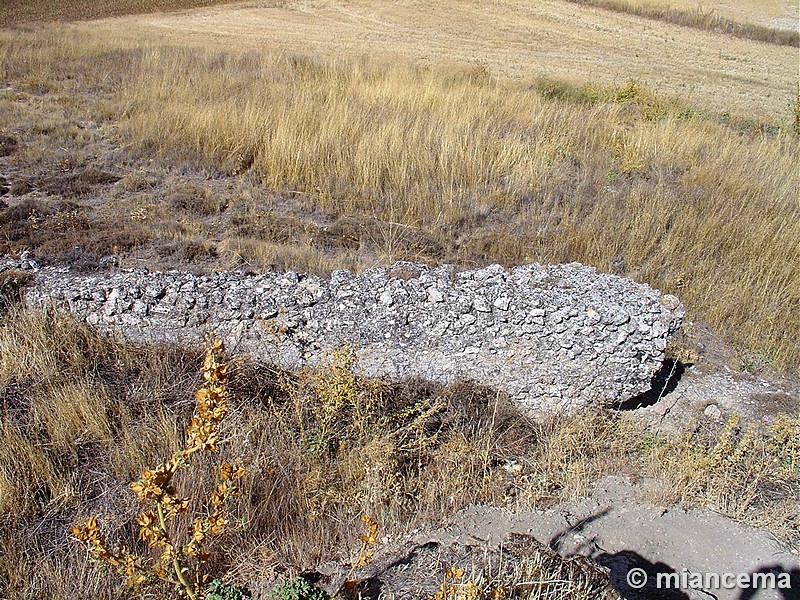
[0,0,239,28]
[343,475,800,600]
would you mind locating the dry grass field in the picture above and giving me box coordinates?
[631,0,799,30]
[69,0,798,120]
[1,0,800,597]
[1,309,797,598]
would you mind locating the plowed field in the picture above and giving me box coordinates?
[69,0,797,119]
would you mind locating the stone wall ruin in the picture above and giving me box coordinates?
[6,257,684,413]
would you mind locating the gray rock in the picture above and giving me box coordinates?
[426,288,444,303]
[493,296,511,311]
[473,297,491,313]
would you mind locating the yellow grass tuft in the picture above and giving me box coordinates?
[1,23,799,370]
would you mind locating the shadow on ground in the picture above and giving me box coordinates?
[618,359,688,410]
[548,508,799,600]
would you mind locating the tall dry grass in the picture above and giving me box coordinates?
[118,46,800,371]
[1,29,799,372]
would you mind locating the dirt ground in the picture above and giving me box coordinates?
[337,475,799,600]
[0,0,238,27]
[63,0,798,121]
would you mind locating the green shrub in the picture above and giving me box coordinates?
[271,576,330,600]
[206,578,252,600]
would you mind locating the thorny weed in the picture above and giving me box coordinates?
[276,345,438,460]
[71,340,246,599]
[768,413,800,475]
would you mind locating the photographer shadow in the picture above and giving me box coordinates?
[548,512,690,600]
[736,566,799,600]
[592,550,690,600]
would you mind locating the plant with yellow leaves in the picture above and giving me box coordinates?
[339,514,381,599]
[278,345,379,459]
[430,567,483,600]
[71,340,247,600]
[353,514,379,567]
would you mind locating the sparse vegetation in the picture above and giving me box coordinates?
[504,539,620,600]
[645,413,800,539]
[1,1,799,597]
[0,309,797,597]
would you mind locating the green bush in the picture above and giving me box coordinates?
[206,578,252,600]
[271,576,329,600]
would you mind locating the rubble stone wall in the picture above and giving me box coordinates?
[6,257,684,412]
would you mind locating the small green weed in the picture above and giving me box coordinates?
[638,431,664,453]
[272,576,330,600]
[206,579,253,600]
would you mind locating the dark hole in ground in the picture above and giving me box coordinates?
[617,359,687,410]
